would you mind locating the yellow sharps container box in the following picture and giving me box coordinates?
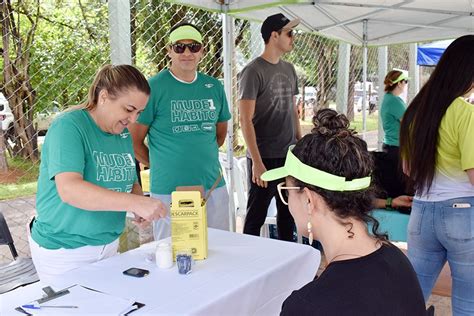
[170,191,208,260]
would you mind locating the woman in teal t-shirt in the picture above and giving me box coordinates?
[377,70,412,206]
[380,69,409,153]
[29,65,166,283]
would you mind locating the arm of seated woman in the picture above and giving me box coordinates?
[373,195,413,209]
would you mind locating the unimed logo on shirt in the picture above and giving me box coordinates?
[93,151,135,183]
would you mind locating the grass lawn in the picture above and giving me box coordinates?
[0,157,39,200]
[350,112,379,132]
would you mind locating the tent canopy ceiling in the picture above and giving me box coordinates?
[173,0,474,46]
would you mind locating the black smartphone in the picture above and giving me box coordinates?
[123,267,149,278]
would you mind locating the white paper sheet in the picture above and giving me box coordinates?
[21,285,135,315]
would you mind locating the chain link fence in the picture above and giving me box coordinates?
[1,0,420,264]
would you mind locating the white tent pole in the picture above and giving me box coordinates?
[108,0,131,65]
[377,46,388,151]
[222,3,236,232]
[408,43,420,103]
[362,19,368,136]
[336,42,350,115]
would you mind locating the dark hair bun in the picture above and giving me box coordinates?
[311,108,353,137]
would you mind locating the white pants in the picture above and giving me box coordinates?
[151,186,230,241]
[28,234,119,285]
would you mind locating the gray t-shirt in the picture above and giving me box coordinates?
[238,57,299,159]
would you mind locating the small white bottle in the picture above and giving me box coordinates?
[155,242,173,269]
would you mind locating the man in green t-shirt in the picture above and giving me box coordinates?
[130,22,231,240]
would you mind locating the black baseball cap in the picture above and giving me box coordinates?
[261,13,300,42]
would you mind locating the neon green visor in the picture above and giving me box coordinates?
[392,71,410,84]
[261,146,371,191]
[169,25,203,44]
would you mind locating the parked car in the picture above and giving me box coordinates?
[0,93,14,141]
[354,90,378,113]
[34,107,60,136]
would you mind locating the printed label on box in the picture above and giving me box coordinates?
[171,191,208,260]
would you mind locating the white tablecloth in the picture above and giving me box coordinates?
[1,229,320,315]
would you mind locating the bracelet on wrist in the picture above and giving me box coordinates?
[385,197,393,209]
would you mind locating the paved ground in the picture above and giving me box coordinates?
[0,196,36,264]
[0,196,153,265]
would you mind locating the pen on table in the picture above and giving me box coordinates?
[21,304,78,309]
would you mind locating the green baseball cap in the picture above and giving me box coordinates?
[169,25,203,44]
[392,70,410,84]
[261,146,371,191]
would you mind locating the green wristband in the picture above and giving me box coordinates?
[386,197,393,209]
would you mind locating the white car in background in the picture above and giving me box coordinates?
[0,93,14,140]
[34,106,61,136]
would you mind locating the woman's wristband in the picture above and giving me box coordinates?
[385,197,393,209]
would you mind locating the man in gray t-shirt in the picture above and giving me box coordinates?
[238,13,301,241]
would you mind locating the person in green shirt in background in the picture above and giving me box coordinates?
[30,65,167,284]
[129,22,231,241]
[376,70,413,210]
[380,69,409,154]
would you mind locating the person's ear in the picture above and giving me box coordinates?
[303,187,317,214]
[272,30,279,41]
[304,187,327,215]
[98,89,108,106]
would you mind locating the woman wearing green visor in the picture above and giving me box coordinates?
[261,112,426,315]
[380,69,409,155]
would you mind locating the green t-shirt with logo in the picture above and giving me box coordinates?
[381,92,406,146]
[32,109,137,249]
[138,70,231,194]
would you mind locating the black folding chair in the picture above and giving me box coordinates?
[426,305,435,316]
[0,212,39,294]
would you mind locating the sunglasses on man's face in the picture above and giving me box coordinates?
[279,29,294,38]
[171,42,202,54]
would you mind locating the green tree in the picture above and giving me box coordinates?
[1,0,40,161]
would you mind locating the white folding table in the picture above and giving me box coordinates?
[0,229,320,315]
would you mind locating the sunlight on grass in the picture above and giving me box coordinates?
[0,157,40,200]
[350,113,379,132]
[0,182,37,200]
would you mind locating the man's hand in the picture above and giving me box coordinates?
[252,160,267,188]
[392,195,413,208]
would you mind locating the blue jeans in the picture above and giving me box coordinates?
[408,197,474,315]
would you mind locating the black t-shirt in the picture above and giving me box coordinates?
[281,244,427,316]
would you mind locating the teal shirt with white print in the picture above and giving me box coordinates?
[138,69,231,194]
[32,109,137,249]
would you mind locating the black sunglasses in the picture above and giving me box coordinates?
[171,42,202,54]
[278,29,294,38]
